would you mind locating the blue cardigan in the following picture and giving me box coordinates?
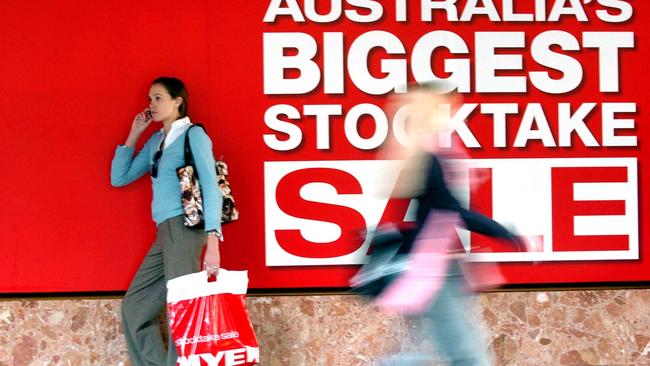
[111,126,223,232]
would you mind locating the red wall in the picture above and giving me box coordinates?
[1,1,648,292]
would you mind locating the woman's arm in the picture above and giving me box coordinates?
[188,126,224,274]
[204,235,221,275]
[187,127,224,233]
[110,142,152,187]
[110,111,154,187]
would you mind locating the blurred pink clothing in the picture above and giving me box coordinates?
[374,211,457,314]
[374,210,505,314]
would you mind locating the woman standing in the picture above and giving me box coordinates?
[111,77,223,366]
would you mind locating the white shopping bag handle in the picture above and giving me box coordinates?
[166,269,249,303]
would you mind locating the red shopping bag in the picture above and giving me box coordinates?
[167,269,259,366]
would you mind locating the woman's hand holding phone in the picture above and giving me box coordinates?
[125,109,153,147]
[131,109,153,134]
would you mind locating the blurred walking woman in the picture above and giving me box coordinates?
[111,77,223,366]
[376,82,528,365]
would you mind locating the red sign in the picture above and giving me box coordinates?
[1,0,648,292]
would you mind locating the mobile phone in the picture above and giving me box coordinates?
[145,110,153,120]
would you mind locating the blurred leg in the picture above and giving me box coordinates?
[426,262,492,366]
[375,352,431,366]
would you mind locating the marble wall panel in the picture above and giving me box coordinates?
[0,289,649,365]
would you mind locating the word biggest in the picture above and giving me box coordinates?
[263,30,633,95]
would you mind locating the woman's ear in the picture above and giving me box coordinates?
[175,97,183,107]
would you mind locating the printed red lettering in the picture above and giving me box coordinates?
[274,168,366,258]
[551,166,628,251]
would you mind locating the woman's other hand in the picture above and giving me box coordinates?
[204,235,221,276]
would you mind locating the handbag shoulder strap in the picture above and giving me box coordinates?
[182,123,207,167]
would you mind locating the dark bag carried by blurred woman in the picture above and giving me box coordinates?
[177,124,239,227]
[349,225,411,298]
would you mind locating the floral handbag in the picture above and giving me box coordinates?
[177,124,239,228]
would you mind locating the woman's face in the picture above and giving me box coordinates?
[148,83,182,123]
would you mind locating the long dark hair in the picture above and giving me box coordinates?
[152,77,189,118]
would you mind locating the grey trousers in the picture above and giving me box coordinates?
[121,215,206,366]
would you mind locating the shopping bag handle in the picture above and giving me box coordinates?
[167,269,250,303]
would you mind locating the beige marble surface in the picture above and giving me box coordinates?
[1,289,649,365]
